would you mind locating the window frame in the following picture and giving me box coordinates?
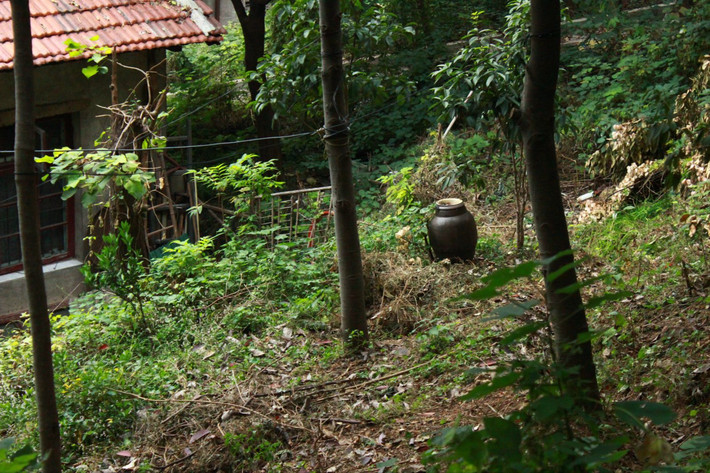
[0,115,76,275]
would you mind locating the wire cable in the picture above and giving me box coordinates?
[0,130,319,155]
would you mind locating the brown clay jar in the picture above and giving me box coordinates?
[427,198,477,262]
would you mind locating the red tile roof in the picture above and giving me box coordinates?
[0,0,224,71]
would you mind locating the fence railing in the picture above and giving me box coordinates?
[252,186,334,249]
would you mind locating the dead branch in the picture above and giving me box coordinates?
[114,389,314,433]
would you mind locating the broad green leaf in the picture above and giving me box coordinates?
[573,438,628,468]
[613,401,676,429]
[679,435,710,452]
[499,321,546,346]
[82,65,99,78]
[461,284,500,301]
[457,261,538,301]
[0,438,13,451]
[61,186,78,200]
[545,257,586,283]
[555,275,604,294]
[586,290,634,310]
[34,155,54,164]
[375,457,397,469]
[490,299,540,319]
[483,417,521,460]
[540,249,573,266]
[460,371,521,400]
[81,191,97,207]
[529,395,573,421]
[453,430,486,467]
[124,178,147,200]
[64,38,82,49]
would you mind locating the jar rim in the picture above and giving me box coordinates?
[436,198,463,207]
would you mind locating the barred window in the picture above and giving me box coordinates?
[0,115,75,274]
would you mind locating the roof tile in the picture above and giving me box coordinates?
[0,0,224,71]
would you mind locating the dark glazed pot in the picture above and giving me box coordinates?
[427,198,477,262]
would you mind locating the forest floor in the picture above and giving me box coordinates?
[81,169,710,473]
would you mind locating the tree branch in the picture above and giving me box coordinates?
[230,0,248,25]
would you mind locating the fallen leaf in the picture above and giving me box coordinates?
[115,451,132,457]
[189,429,211,444]
[202,350,215,360]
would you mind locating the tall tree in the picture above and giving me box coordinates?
[229,0,283,164]
[520,0,600,402]
[10,0,63,469]
[319,0,368,350]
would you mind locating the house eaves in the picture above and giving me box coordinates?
[0,0,225,71]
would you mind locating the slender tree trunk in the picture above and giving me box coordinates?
[319,0,368,350]
[520,0,599,402]
[231,0,283,164]
[10,0,63,470]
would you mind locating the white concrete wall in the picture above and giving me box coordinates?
[0,49,167,318]
[202,0,238,25]
[0,260,84,321]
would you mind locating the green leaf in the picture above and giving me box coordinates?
[460,371,521,400]
[499,321,546,346]
[489,299,540,319]
[540,249,573,266]
[529,395,573,422]
[0,438,13,451]
[457,261,538,301]
[483,417,521,460]
[64,38,82,49]
[80,191,98,207]
[679,435,710,452]
[34,155,54,164]
[613,401,676,429]
[124,177,147,199]
[555,275,604,294]
[574,437,628,468]
[586,290,634,310]
[61,186,78,200]
[545,258,585,283]
[375,457,397,469]
[82,65,99,78]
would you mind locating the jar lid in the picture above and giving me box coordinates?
[436,198,463,207]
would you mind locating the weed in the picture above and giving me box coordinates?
[224,424,286,471]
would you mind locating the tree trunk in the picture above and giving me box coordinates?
[520,0,599,402]
[231,0,283,164]
[319,0,369,350]
[10,0,63,470]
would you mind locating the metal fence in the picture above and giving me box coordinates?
[253,186,334,249]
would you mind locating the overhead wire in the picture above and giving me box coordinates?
[0,39,434,206]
